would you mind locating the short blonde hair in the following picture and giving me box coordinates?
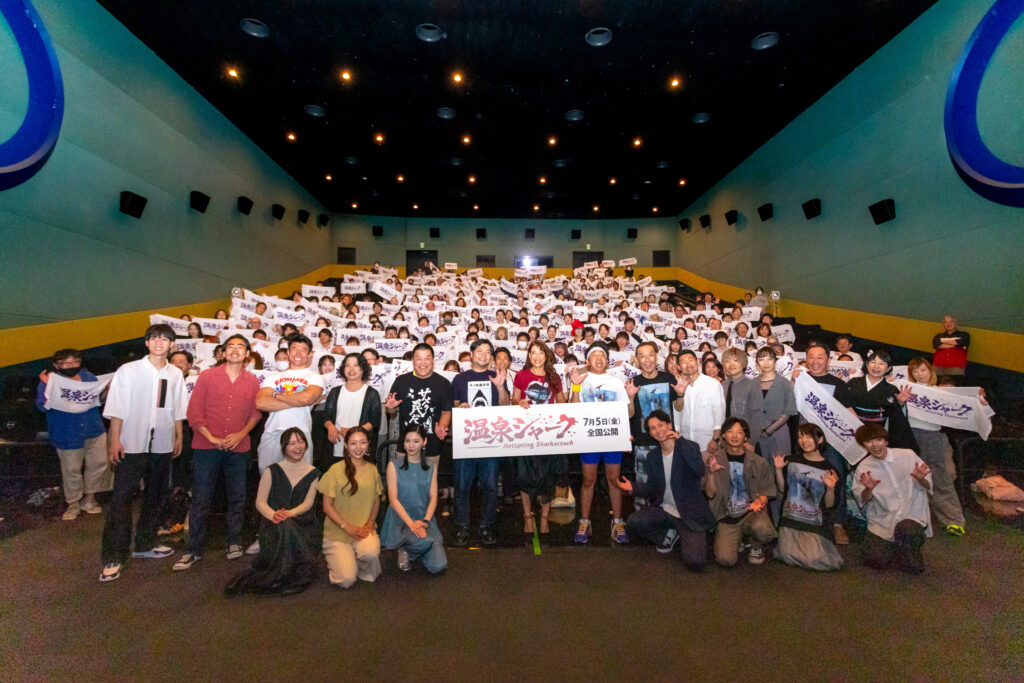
[907,357,937,386]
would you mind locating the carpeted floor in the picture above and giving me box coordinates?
[2,504,1023,682]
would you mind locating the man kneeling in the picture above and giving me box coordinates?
[614,410,717,571]
[852,423,933,574]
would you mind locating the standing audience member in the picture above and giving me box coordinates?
[99,324,186,583]
[36,348,111,521]
[932,315,970,376]
[320,353,382,471]
[319,427,383,588]
[173,334,262,571]
[851,424,933,574]
[225,428,321,596]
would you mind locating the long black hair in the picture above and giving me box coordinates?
[399,423,430,471]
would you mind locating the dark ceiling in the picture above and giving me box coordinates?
[96,0,938,220]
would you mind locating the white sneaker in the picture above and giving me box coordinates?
[62,503,81,521]
[80,497,102,514]
[132,545,173,559]
[172,554,201,571]
[245,540,260,555]
[99,562,121,582]
[225,544,243,560]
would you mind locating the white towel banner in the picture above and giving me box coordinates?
[794,372,865,465]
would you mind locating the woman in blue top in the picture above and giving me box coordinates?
[380,424,446,574]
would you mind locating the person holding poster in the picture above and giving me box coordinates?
[851,424,933,575]
[512,341,568,534]
[904,358,967,536]
[450,339,509,546]
[36,348,111,521]
[569,342,634,545]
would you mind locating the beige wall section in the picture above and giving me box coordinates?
[1,265,1020,373]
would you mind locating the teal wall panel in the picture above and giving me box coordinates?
[675,0,1024,333]
[0,0,330,328]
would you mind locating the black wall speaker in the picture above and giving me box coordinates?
[271,203,286,220]
[725,209,738,226]
[868,198,896,225]
[678,218,690,231]
[525,228,535,239]
[119,191,147,219]
[757,203,773,221]
[802,198,822,220]
[570,229,581,239]
[297,209,310,224]
[699,214,711,229]
[189,190,210,213]
[372,225,384,237]
[476,228,487,239]
[626,228,638,239]
[237,196,253,215]
[317,213,329,227]
[429,227,440,238]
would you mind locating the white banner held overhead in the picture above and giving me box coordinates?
[452,401,630,459]
[44,373,115,413]
[899,382,994,440]
[301,284,336,299]
[618,257,637,267]
[339,282,367,294]
[793,372,865,465]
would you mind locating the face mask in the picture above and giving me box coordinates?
[54,365,80,377]
[517,341,528,349]
[275,360,290,371]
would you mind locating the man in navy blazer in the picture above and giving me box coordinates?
[616,410,721,571]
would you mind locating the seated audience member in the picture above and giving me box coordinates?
[224,428,321,596]
[851,424,933,574]
[380,425,447,574]
[36,348,111,521]
[706,418,777,566]
[772,424,843,571]
[616,410,719,571]
[831,334,862,364]
[905,358,966,536]
[932,315,970,375]
[319,427,383,588]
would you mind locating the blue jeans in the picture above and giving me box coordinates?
[453,457,499,529]
[186,449,249,554]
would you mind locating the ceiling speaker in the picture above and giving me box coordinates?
[271,203,285,220]
[189,190,210,213]
[802,198,821,220]
[119,191,147,219]
[317,213,329,227]
[525,228,535,239]
[868,198,896,225]
[725,209,738,225]
[297,209,310,224]
[476,228,487,239]
[372,225,384,237]
[570,229,581,239]
[699,214,711,229]
[237,196,253,215]
[678,218,690,231]
[626,228,638,239]
[429,227,440,238]
[757,203,773,221]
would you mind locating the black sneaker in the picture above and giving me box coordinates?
[480,527,497,546]
[453,526,469,547]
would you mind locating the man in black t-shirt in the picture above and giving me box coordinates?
[625,342,686,510]
[385,344,453,462]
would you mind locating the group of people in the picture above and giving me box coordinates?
[34,262,981,590]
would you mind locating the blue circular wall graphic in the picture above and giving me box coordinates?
[0,0,64,191]
[945,0,1024,207]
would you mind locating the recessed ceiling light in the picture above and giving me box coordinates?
[340,70,352,82]
[533,204,540,212]
[375,133,384,143]
[679,178,687,186]
[452,72,463,84]
[437,107,456,119]
[691,112,712,124]
[344,156,359,165]
[669,77,681,88]
[325,174,332,181]
[548,137,557,146]
[415,23,445,43]
[286,132,296,141]
[240,18,270,38]
[397,175,405,182]
[462,135,471,144]
[351,202,358,209]
[304,104,326,117]
[473,204,479,211]
[652,206,659,213]
[539,177,547,184]
[585,27,612,47]
[227,67,239,78]
[412,203,419,210]
[592,205,600,212]
[565,109,585,122]
[468,175,476,184]
[609,178,616,185]
[633,137,642,147]
[751,31,780,50]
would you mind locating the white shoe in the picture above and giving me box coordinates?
[80,497,102,514]
[245,540,260,555]
[172,554,201,571]
[99,562,121,582]
[131,545,173,559]
[62,503,81,521]
[226,544,243,560]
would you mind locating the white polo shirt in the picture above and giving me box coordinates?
[103,357,187,453]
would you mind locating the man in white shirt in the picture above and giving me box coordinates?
[851,423,933,574]
[99,324,187,582]
[674,350,725,454]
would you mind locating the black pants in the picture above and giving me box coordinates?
[101,452,171,563]
[863,519,927,574]
[627,506,708,572]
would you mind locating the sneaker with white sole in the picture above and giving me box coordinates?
[611,520,629,545]
[574,519,592,544]
[62,502,81,521]
[225,544,243,560]
[397,547,411,572]
[748,547,765,565]
[80,497,102,515]
[99,562,121,582]
[657,528,679,554]
[131,545,173,559]
[172,554,202,571]
[245,540,260,555]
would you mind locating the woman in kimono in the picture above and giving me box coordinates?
[842,348,918,452]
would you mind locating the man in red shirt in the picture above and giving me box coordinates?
[173,334,262,571]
